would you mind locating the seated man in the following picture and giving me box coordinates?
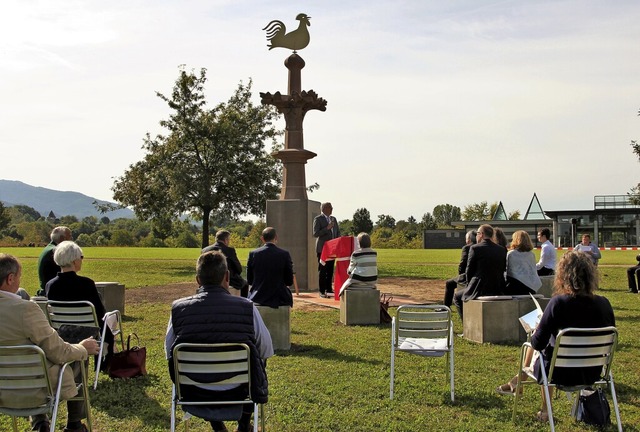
[536,228,556,276]
[573,234,601,266]
[339,232,377,296]
[626,254,640,293]
[247,227,294,308]
[443,230,476,307]
[453,224,507,320]
[202,230,249,297]
[166,251,273,432]
[0,253,99,432]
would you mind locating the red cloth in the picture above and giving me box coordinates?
[320,236,355,300]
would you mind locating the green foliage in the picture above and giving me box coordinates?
[421,212,437,230]
[112,67,282,249]
[433,203,461,228]
[0,202,9,231]
[462,201,498,221]
[111,229,136,246]
[338,219,353,236]
[376,214,396,229]
[352,208,374,234]
[75,233,94,247]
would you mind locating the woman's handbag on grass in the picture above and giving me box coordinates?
[576,387,611,427]
[108,333,147,379]
[380,293,393,324]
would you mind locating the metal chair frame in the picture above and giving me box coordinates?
[512,326,621,431]
[46,300,124,389]
[170,343,264,432]
[390,304,455,402]
[0,344,92,432]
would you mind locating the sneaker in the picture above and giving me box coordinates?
[63,424,88,432]
[32,421,50,432]
[318,292,327,298]
[326,290,334,296]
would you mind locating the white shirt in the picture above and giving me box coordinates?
[536,240,556,271]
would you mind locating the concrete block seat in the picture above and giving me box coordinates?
[538,275,555,298]
[340,288,380,325]
[95,282,126,316]
[256,305,291,351]
[463,296,549,344]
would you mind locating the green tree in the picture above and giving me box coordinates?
[111,229,136,246]
[508,210,521,220]
[420,212,437,230]
[629,108,640,203]
[376,214,396,229]
[433,204,461,228]
[7,205,41,223]
[352,208,373,234]
[339,219,353,236]
[112,67,281,249]
[462,201,498,221]
[0,202,9,231]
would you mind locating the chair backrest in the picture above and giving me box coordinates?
[394,305,452,344]
[0,345,52,411]
[548,326,617,383]
[172,343,252,404]
[47,301,99,329]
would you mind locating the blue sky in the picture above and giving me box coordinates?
[1,0,639,221]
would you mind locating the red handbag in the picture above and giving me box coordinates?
[108,333,147,379]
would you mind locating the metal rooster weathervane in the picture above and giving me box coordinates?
[262,13,311,52]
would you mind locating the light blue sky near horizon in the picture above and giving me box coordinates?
[1,0,639,222]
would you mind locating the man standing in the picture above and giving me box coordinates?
[536,228,556,276]
[37,226,72,295]
[453,224,507,320]
[166,251,273,432]
[202,230,249,297]
[443,230,476,307]
[247,227,294,308]
[0,253,99,432]
[313,202,340,298]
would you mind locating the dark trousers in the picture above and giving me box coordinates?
[181,385,253,432]
[627,265,640,293]
[444,277,465,307]
[31,361,86,428]
[504,276,536,296]
[452,290,465,320]
[537,267,554,276]
[317,253,335,294]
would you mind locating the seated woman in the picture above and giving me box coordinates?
[46,241,114,365]
[504,230,542,295]
[496,251,615,422]
[339,232,377,296]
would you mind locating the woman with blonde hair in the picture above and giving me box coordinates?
[504,230,541,295]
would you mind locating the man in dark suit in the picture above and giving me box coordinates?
[453,224,507,320]
[443,230,476,307]
[202,230,249,297]
[247,227,294,308]
[313,202,340,298]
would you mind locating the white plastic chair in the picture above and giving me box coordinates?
[170,343,264,432]
[46,300,124,389]
[0,344,92,432]
[512,326,621,431]
[390,305,455,402]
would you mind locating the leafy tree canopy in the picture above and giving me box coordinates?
[376,214,396,229]
[433,204,461,228]
[0,202,10,231]
[462,201,498,221]
[352,208,374,234]
[112,67,282,248]
[420,212,437,230]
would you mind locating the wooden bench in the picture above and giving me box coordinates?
[463,296,549,344]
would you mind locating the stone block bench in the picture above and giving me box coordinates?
[538,275,555,298]
[340,288,380,325]
[463,296,549,344]
[256,305,291,351]
[95,282,126,316]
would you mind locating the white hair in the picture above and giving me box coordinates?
[51,226,71,243]
[53,241,83,268]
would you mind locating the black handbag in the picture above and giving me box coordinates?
[380,293,393,324]
[576,387,611,427]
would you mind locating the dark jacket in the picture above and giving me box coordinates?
[169,285,268,403]
[457,244,472,283]
[462,239,507,301]
[37,242,60,294]
[202,242,246,290]
[313,213,340,254]
[247,243,293,308]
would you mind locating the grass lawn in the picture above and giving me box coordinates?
[1,247,639,431]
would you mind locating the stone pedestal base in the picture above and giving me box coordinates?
[256,305,291,351]
[340,288,381,325]
[464,297,549,344]
[538,275,555,298]
[95,282,126,316]
[267,199,320,292]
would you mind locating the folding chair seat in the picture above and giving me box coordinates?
[390,305,454,402]
[171,343,264,432]
[46,300,124,389]
[0,344,92,432]
[512,326,621,432]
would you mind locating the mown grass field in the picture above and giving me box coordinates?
[2,247,639,431]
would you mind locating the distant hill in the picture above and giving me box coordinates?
[0,179,135,219]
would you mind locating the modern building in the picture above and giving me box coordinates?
[423,194,640,248]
